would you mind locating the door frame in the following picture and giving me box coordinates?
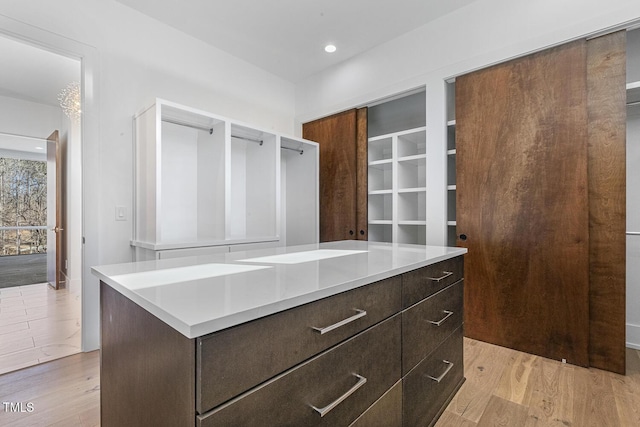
[46,130,62,290]
[0,14,101,352]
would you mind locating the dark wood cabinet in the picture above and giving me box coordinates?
[402,280,464,376]
[198,316,401,427]
[401,256,463,308]
[100,255,465,426]
[302,108,368,242]
[196,275,402,412]
[403,326,464,427]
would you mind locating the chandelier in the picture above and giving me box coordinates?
[58,81,81,121]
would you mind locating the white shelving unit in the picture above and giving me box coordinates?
[132,99,318,260]
[367,126,426,244]
[280,136,319,247]
[446,81,457,246]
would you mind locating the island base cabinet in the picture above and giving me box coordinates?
[198,315,401,427]
[403,326,464,427]
[350,380,403,427]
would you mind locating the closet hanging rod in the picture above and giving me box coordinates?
[281,146,304,155]
[231,135,263,146]
[627,100,640,106]
[628,231,640,236]
[160,119,265,145]
[162,118,213,134]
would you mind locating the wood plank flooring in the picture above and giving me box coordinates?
[0,338,638,426]
[0,283,81,375]
[436,339,640,427]
[0,351,99,427]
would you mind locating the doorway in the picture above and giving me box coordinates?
[0,34,82,374]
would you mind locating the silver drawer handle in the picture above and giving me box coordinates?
[311,309,367,335]
[311,374,367,417]
[425,271,453,282]
[428,310,454,326]
[427,360,454,383]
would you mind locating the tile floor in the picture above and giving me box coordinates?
[0,282,81,375]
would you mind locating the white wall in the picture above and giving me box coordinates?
[0,95,62,139]
[1,0,296,351]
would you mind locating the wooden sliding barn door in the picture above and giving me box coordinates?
[457,40,591,366]
[586,31,626,374]
[457,32,626,372]
[303,108,368,242]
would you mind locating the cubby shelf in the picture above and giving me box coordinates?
[446,81,457,246]
[367,125,426,245]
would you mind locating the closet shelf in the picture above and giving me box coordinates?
[398,187,427,193]
[399,220,427,226]
[398,154,427,164]
[369,220,392,225]
[369,159,393,168]
[369,189,393,195]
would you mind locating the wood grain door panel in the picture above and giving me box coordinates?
[303,110,358,242]
[586,31,626,374]
[456,40,590,366]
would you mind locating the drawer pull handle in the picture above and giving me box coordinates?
[311,374,367,417]
[428,310,454,326]
[427,360,454,383]
[425,271,453,282]
[311,309,367,335]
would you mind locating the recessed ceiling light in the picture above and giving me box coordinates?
[324,44,337,53]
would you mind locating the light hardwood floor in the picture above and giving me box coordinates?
[436,339,640,427]
[0,283,81,375]
[0,339,638,426]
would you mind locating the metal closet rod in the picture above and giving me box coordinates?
[232,135,263,146]
[162,118,265,145]
[281,146,304,155]
[627,100,640,106]
[162,118,213,134]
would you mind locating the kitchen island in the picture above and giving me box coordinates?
[93,240,467,426]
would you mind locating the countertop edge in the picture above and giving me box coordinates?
[94,246,467,339]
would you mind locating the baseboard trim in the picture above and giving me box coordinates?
[626,323,640,350]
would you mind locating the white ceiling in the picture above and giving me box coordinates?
[114,0,478,82]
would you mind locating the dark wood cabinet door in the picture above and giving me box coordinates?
[457,40,591,366]
[303,108,367,242]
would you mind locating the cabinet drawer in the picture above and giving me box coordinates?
[350,380,402,427]
[403,326,464,427]
[402,256,463,307]
[402,280,463,375]
[198,315,402,427]
[197,276,402,413]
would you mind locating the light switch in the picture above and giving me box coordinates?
[116,206,127,221]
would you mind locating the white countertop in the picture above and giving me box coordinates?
[92,240,466,338]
